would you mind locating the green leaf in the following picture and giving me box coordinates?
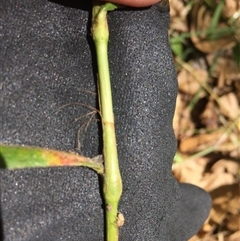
[0,145,103,174]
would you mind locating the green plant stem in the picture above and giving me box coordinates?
[92,2,122,241]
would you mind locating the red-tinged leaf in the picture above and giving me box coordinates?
[0,145,103,174]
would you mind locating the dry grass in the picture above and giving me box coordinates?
[169,0,240,240]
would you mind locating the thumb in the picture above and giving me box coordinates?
[100,0,161,7]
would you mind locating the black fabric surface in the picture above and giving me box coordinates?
[0,0,211,240]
